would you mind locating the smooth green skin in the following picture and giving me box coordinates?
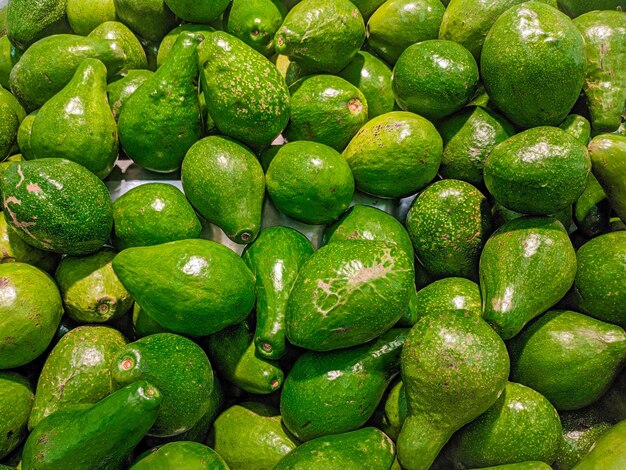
[156,24,214,67]
[414,277,482,322]
[224,0,287,57]
[0,100,18,160]
[281,328,407,441]
[560,114,592,144]
[113,0,177,42]
[571,231,626,326]
[112,183,202,250]
[242,226,314,359]
[182,136,265,244]
[119,32,202,173]
[393,39,479,121]
[130,441,229,469]
[367,0,445,65]
[559,0,626,17]
[67,0,117,35]
[16,110,36,160]
[209,402,298,469]
[338,51,395,119]
[266,141,355,225]
[0,212,59,273]
[485,126,591,215]
[438,106,515,185]
[8,34,126,111]
[1,159,113,255]
[199,31,290,149]
[28,326,127,430]
[0,372,33,459]
[285,75,368,151]
[274,427,395,470]
[574,174,610,237]
[206,320,284,395]
[380,379,407,441]
[286,240,414,351]
[0,38,19,89]
[510,310,626,411]
[351,0,386,20]
[132,303,171,338]
[107,69,153,120]
[447,382,562,468]
[343,111,443,198]
[274,0,366,73]
[589,134,626,223]
[22,380,161,470]
[572,419,626,469]
[112,333,213,437]
[492,203,573,232]
[88,21,148,72]
[407,179,493,281]
[164,0,229,23]
[29,59,118,179]
[481,1,586,128]
[54,249,133,323]
[6,0,71,51]
[112,239,255,336]
[480,217,576,339]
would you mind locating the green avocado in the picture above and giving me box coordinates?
[156,24,214,67]
[0,212,59,273]
[414,277,482,322]
[112,239,255,336]
[274,0,365,73]
[107,70,153,120]
[274,427,395,470]
[600,371,626,423]
[560,114,591,144]
[286,240,414,351]
[569,418,626,469]
[367,0,445,65]
[281,328,407,441]
[6,0,71,51]
[266,141,355,225]
[163,0,229,23]
[588,134,626,223]
[132,303,172,338]
[406,179,493,280]
[558,0,626,18]
[0,100,18,160]
[342,111,442,198]
[285,75,368,151]
[472,463,554,470]
[350,0,386,21]
[66,0,117,35]
[0,42,19,89]
[396,312,509,470]
[113,0,177,42]
[112,183,202,251]
[88,21,148,72]
[0,372,33,460]
[130,441,228,469]
[481,1,586,128]
[22,380,162,470]
[28,325,127,430]
[224,0,287,57]
[492,203,573,233]
[377,379,407,441]
[484,126,591,215]
[182,136,265,244]
[16,110,36,159]
[209,402,298,469]
[574,174,611,238]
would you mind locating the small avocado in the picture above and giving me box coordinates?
[0,212,59,273]
[130,441,229,469]
[107,70,153,120]
[66,0,117,35]
[224,0,287,57]
[0,42,19,89]
[156,24,214,67]
[574,174,611,238]
[588,134,626,223]
[113,0,177,43]
[414,277,482,322]
[560,114,592,144]
[16,110,36,159]
[558,0,626,18]
[569,418,626,469]
[492,203,573,233]
[377,379,407,441]
[6,0,71,51]
[163,0,229,23]
[88,21,148,72]
[0,372,33,460]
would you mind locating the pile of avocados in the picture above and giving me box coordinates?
[0,0,625,469]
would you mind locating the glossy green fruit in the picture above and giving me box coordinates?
[588,134,626,223]
[0,372,33,459]
[492,203,573,233]
[0,84,25,123]
[559,0,626,17]
[132,303,171,338]
[414,277,482,322]
[377,379,407,440]
[0,212,59,273]
[130,441,229,469]
[570,419,626,469]
[163,0,229,23]
[66,0,116,35]
[156,24,214,67]
[351,0,386,21]
[224,0,287,57]
[574,174,611,238]
[560,114,592,144]
[113,0,177,42]
[0,99,18,160]
[108,69,153,118]
[88,21,147,73]
[0,38,18,89]
[17,110,37,159]
[6,0,71,51]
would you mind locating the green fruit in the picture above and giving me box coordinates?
[88,21,148,72]
[182,136,265,244]
[351,0,386,21]
[342,111,442,198]
[0,212,59,273]
[492,203,574,233]
[112,239,255,336]
[224,0,287,57]
[379,379,407,440]
[0,372,33,459]
[574,174,611,238]
[113,0,177,42]
[156,24,214,67]
[472,463,554,470]
[572,419,626,469]
[163,0,229,23]
[284,75,368,151]
[484,126,591,215]
[16,110,36,160]
[28,326,127,429]
[367,0,445,65]
[397,312,509,470]
[0,99,18,160]
[112,333,214,437]
[266,141,354,225]
[286,240,414,351]
[107,71,153,121]
[0,41,19,89]
[414,277,482,322]
[406,179,493,280]
[22,381,162,470]
[560,114,592,144]
[481,1,586,128]
[588,134,626,223]
[600,371,626,423]
[130,441,229,469]
[6,0,71,51]
[274,0,366,73]
[132,303,171,338]
[66,0,117,35]
[558,0,626,18]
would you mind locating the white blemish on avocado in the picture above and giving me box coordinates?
[3,196,49,248]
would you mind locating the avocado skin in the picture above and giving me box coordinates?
[0,37,18,89]
[481,1,585,128]
[574,174,611,237]
[164,0,229,23]
[0,372,33,460]
[113,0,177,43]
[7,0,71,51]
[224,0,287,57]
[66,0,117,36]
[28,326,127,430]
[569,417,626,469]
[88,21,148,73]
[558,0,626,18]
[0,100,18,160]
[560,114,591,144]
[379,379,407,441]
[274,427,395,470]
[493,203,573,233]
[600,371,626,423]
[351,0,386,21]
[588,134,626,223]
[475,463,554,470]
[156,25,214,67]
[112,239,255,337]
[0,212,59,273]
[1,159,113,255]
[130,441,228,469]
[414,277,482,322]
[22,380,162,470]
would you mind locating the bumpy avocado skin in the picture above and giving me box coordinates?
[224,0,287,57]
[588,134,626,224]
[66,0,117,36]
[7,0,71,51]
[0,372,33,460]
[414,277,482,322]
[0,100,18,160]
[156,24,214,67]
[113,0,177,42]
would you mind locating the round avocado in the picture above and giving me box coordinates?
[0,371,33,459]
[130,441,229,469]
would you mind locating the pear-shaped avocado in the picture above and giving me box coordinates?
[224,0,287,57]
[88,21,148,72]
[242,226,314,359]
[112,239,256,336]
[119,31,202,173]
[571,419,626,469]
[163,0,229,23]
[480,217,576,339]
[481,1,585,128]
[6,0,71,51]
[107,70,153,120]
[113,0,177,42]
[28,59,119,179]
[588,134,626,223]
[130,441,229,470]
[414,277,482,322]
[182,136,265,244]
[0,372,33,460]
[281,328,407,441]
[0,212,59,273]
[66,0,117,36]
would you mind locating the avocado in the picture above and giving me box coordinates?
[286,240,414,351]
[473,463,554,470]
[156,25,214,67]
[22,380,162,470]
[66,0,117,35]
[163,0,229,23]
[492,203,574,233]
[266,141,355,225]
[0,41,19,89]
[0,99,18,160]
[351,0,386,21]
[406,179,493,280]
[6,0,71,51]
[560,114,592,144]
[569,419,626,469]
[113,0,177,42]
[88,21,148,72]
[367,0,445,65]
[284,75,368,151]
[0,86,27,126]
[132,303,172,338]
[558,0,626,18]
[481,1,586,128]
[342,111,442,198]
[0,372,33,459]
[16,110,36,159]
[588,134,626,223]
[0,212,59,273]
[112,239,255,336]
[600,371,626,422]
[107,70,153,120]
[130,441,229,469]
[224,0,287,57]
[573,174,612,237]
[28,326,127,430]
[396,312,509,470]
[181,136,265,244]
[414,277,482,322]
[112,183,202,250]
[376,379,407,441]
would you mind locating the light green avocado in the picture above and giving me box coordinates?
[570,418,626,469]
[414,277,482,322]
[156,24,214,67]
[0,40,20,89]
[560,114,592,144]
[107,69,154,120]
[588,134,626,224]
[0,99,18,160]
[224,0,287,57]
[66,0,117,35]
[113,0,177,42]
[130,441,229,469]
[88,21,148,72]
[0,372,33,460]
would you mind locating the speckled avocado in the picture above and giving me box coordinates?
[0,100,18,160]
[113,0,177,43]
[6,0,70,51]
[569,418,626,469]
[377,379,407,441]
[0,372,33,459]
[588,134,626,223]
[560,114,591,144]
[88,21,148,72]
[130,441,229,470]
[224,0,287,57]
[414,277,482,322]
[17,111,36,159]
[1,159,113,255]
[0,39,17,89]
[66,0,116,35]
